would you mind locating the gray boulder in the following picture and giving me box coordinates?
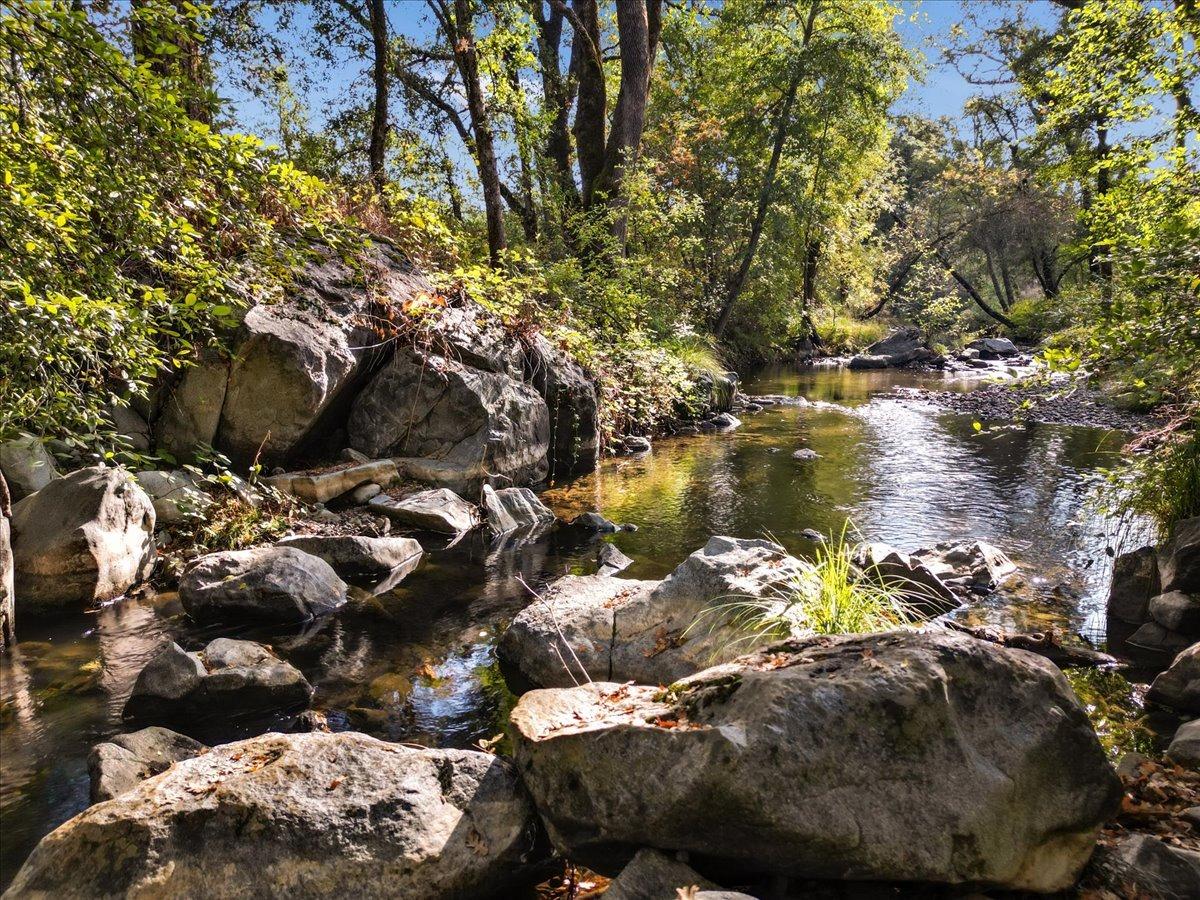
[620,435,652,454]
[276,534,422,579]
[179,546,348,624]
[135,469,212,526]
[848,327,930,369]
[1148,643,1200,713]
[509,631,1121,891]
[1150,591,1200,635]
[1086,834,1200,900]
[482,485,556,535]
[597,543,634,577]
[369,488,478,535]
[348,350,550,491]
[264,459,398,504]
[524,335,599,479]
[605,849,720,900]
[8,732,534,899]
[89,726,207,802]
[1108,546,1161,624]
[791,448,820,461]
[1166,718,1200,768]
[11,466,155,608]
[1160,517,1200,594]
[0,434,60,499]
[912,540,1016,592]
[107,404,152,452]
[967,337,1019,359]
[1127,621,1195,655]
[153,353,230,461]
[123,638,313,722]
[855,542,962,616]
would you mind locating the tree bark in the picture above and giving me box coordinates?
[532,0,578,204]
[571,0,606,206]
[367,0,389,195]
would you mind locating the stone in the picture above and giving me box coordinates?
[1127,621,1194,655]
[705,412,741,432]
[509,631,1122,891]
[8,732,534,899]
[967,337,1020,359]
[179,545,348,624]
[276,535,422,579]
[482,485,556,535]
[152,354,230,462]
[1166,719,1200,768]
[350,482,382,503]
[912,541,1016,592]
[1086,834,1200,900]
[264,459,398,504]
[1150,590,1200,635]
[348,350,550,491]
[0,434,59,500]
[1,474,12,648]
[123,638,313,722]
[1148,643,1200,713]
[88,727,207,802]
[791,448,819,461]
[135,469,212,526]
[855,541,962,616]
[1108,546,1161,624]
[107,404,152,452]
[848,327,931,369]
[369,488,479,535]
[1160,517,1200,594]
[569,511,620,533]
[604,849,720,900]
[597,543,634,577]
[524,334,600,479]
[499,537,812,688]
[11,466,155,608]
[621,435,652,454]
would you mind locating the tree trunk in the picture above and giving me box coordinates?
[935,248,1016,327]
[452,0,507,265]
[532,0,577,205]
[1090,119,1113,310]
[571,0,606,205]
[368,0,389,196]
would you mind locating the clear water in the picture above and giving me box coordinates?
[0,367,1138,887]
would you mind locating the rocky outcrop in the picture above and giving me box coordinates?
[8,732,534,899]
[179,546,348,624]
[0,434,59,500]
[88,726,207,802]
[848,327,931,370]
[524,335,599,479]
[348,350,550,491]
[1,473,12,648]
[276,534,422,580]
[509,631,1121,891]
[1148,642,1199,713]
[482,485,556,535]
[369,488,479,534]
[135,469,212,526]
[265,459,398,504]
[123,638,313,722]
[10,466,155,608]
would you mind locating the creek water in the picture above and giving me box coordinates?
[0,367,1140,887]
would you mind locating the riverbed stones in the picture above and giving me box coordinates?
[482,485,556,535]
[0,434,59,500]
[7,732,534,899]
[179,545,348,624]
[912,540,1016,592]
[135,469,212,526]
[123,638,313,722]
[1166,719,1200,768]
[88,726,207,802]
[369,488,479,535]
[1108,546,1161,624]
[499,537,811,688]
[348,349,551,491]
[10,466,156,609]
[1160,517,1200,594]
[265,459,398,504]
[509,631,1122,891]
[1148,643,1200,713]
[276,534,422,579]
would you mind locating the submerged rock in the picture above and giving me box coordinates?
[8,732,534,899]
[369,488,479,535]
[276,534,422,580]
[180,545,348,624]
[1148,642,1200,713]
[509,631,1121,891]
[791,448,819,461]
[123,638,313,722]
[89,726,207,802]
[482,485,556,535]
[11,466,155,608]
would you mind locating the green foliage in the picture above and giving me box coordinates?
[1065,667,1158,761]
[810,312,886,354]
[1006,296,1071,343]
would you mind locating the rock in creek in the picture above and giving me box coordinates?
[135,469,212,526]
[855,542,962,616]
[369,488,479,535]
[1160,516,1200,594]
[482,485,556,535]
[180,545,348,624]
[569,511,621,533]
[11,466,155,609]
[848,327,931,370]
[89,726,207,803]
[1166,718,1200,768]
[1150,590,1200,636]
[597,543,634,577]
[348,350,550,491]
[276,534,422,580]
[1148,642,1200,713]
[123,638,313,723]
[912,540,1016,592]
[1108,545,1161,624]
[1127,620,1195,655]
[7,732,535,899]
[265,459,398,504]
[966,336,1020,359]
[509,631,1121,892]
[0,434,59,500]
[524,334,600,479]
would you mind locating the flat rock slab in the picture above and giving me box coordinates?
[509,631,1121,892]
[265,459,398,504]
[276,534,422,579]
[89,726,207,802]
[8,732,534,899]
[369,488,479,534]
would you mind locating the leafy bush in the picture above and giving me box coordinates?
[1006,295,1071,343]
[810,312,887,354]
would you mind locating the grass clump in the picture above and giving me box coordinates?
[811,313,888,354]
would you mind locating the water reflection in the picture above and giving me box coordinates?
[0,366,1136,887]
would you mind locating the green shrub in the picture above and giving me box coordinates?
[810,312,887,353]
[1006,295,1071,343]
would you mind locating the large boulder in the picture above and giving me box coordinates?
[1,473,12,648]
[7,732,534,899]
[967,337,1019,359]
[1085,834,1200,900]
[509,631,1122,891]
[848,327,930,369]
[179,546,348,624]
[482,485,556,535]
[1159,517,1200,594]
[123,638,313,722]
[348,350,550,491]
[88,726,207,802]
[369,488,479,535]
[1148,642,1200,713]
[10,466,155,608]
[153,353,230,460]
[523,335,599,478]
[1149,590,1200,636]
[1166,718,1200,768]
[276,534,422,580]
[499,537,811,688]
[0,434,59,499]
[1108,546,1161,624]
